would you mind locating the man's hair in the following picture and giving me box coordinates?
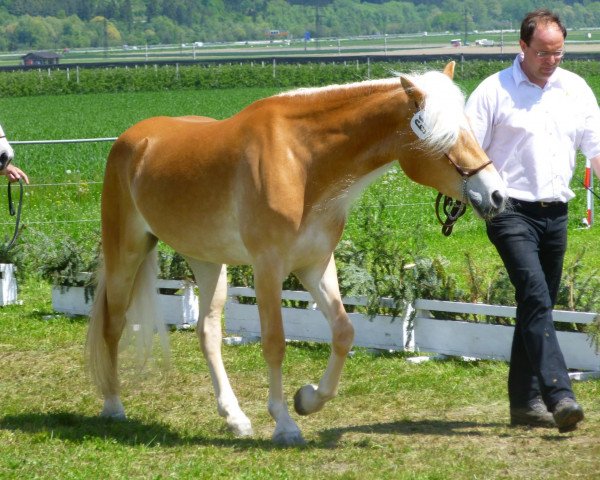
[520,9,567,45]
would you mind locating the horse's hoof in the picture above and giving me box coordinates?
[228,419,254,437]
[100,397,126,420]
[294,384,323,416]
[100,410,127,421]
[272,430,306,446]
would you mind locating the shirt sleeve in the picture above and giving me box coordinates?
[464,81,494,151]
[579,83,600,160]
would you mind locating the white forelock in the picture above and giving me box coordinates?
[404,70,469,153]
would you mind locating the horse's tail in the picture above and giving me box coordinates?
[87,244,170,395]
[86,265,113,395]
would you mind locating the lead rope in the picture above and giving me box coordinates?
[434,154,492,236]
[6,178,23,250]
[435,192,467,237]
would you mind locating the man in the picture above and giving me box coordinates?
[465,9,600,433]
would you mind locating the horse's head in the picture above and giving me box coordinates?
[398,62,506,219]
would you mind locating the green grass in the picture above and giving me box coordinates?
[1,280,599,479]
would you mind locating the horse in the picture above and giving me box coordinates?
[87,61,507,446]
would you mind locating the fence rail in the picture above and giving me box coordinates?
[224,287,600,376]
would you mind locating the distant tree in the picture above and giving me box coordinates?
[147,14,182,44]
[62,14,92,47]
[7,14,53,49]
[121,0,133,30]
[74,0,96,20]
[146,0,160,22]
[288,0,334,5]
[96,0,120,20]
[89,15,122,47]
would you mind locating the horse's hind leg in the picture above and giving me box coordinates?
[186,259,253,437]
[293,254,354,415]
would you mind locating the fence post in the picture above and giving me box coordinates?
[584,158,594,227]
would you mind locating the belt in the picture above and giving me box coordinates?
[509,198,567,211]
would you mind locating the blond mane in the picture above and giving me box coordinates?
[279,71,468,155]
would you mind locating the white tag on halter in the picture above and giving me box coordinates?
[410,111,429,140]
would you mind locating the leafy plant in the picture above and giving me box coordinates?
[556,248,600,313]
[38,237,100,303]
[0,236,25,283]
[335,201,465,320]
[158,249,193,281]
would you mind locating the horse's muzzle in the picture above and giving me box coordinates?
[0,152,11,171]
[468,188,507,219]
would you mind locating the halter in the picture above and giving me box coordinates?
[409,106,492,236]
[435,151,492,237]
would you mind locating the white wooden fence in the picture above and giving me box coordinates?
[225,287,412,350]
[413,299,600,374]
[50,282,600,375]
[225,287,600,375]
[51,278,198,328]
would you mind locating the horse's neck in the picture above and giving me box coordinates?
[279,86,409,207]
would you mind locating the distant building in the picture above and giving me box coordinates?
[265,29,289,39]
[21,51,60,66]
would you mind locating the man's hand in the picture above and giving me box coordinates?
[2,164,29,184]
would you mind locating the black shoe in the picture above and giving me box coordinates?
[510,398,555,428]
[552,398,584,433]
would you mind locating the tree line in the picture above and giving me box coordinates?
[1,0,599,51]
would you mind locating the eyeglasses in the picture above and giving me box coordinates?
[530,47,565,59]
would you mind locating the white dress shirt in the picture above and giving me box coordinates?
[465,53,600,202]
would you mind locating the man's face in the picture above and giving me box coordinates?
[519,23,565,87]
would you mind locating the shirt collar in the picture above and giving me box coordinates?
[512,52,562,89]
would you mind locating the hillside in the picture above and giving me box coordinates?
[0,1,600,52]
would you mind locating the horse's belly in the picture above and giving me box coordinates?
[145,215,252,265]
[287,223,343,270]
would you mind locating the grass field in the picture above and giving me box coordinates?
[0,280,599,479]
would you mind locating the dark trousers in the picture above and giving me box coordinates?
[486,199,574,410]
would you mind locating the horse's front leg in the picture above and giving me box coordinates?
[293,254,354,415]
[187,260,253,437]
[254,259,305,446]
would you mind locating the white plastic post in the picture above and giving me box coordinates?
[584,159,594,227]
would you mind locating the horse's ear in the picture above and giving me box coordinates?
[442,61,456,79]
[400,76,426,109]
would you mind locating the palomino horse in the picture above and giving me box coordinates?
[87,62,506,446]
